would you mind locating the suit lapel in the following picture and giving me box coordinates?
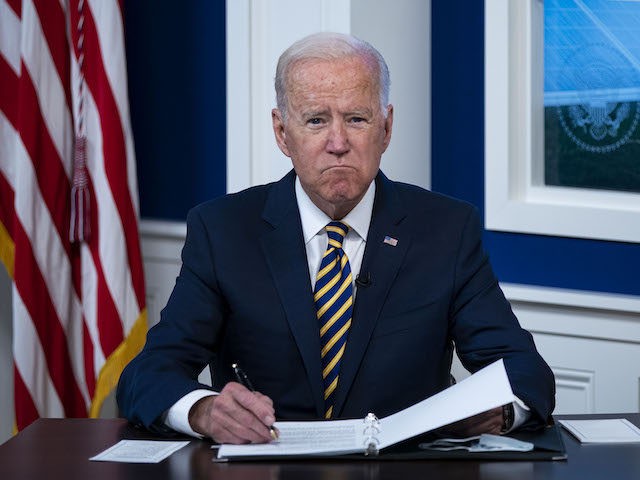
[333,173,410,416]
[259,171,325,417]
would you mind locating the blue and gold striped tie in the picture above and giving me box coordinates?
[314,221,353,419]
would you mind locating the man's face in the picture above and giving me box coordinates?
[272,56,393,219]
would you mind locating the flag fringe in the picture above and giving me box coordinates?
[89,308,147,418]
[0,220,15,278]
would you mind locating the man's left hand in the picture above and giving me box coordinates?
[435,406,504,437]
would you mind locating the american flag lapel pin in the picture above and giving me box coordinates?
[383,235,398,247]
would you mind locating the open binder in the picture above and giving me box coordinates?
[216,361,567,461]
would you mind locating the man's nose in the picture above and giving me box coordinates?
[325,122,349,155]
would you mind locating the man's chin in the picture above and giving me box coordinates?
[323,185,359,204]
[304,177,369,216]
[321,189,365,215]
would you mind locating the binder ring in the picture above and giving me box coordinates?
[363,413,381,456]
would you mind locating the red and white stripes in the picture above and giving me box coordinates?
[0,0,146,430]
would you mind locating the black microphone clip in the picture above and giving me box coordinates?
[355,272,372,288]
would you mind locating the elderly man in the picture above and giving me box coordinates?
[117,32,555,444]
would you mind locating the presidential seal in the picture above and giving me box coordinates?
[556,43,640,154]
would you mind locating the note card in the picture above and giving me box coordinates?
[90,440,190,463]
[559,419,640,444]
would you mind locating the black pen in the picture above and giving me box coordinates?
[231,363,279,440]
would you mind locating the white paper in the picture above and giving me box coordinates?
[90,440,190,463]
[218,359,514,459]
[559,419,640,444]
[376,359,514,449]
[219,419,366,458]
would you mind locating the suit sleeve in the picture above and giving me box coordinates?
[450,207,555,427]
[116,207,225,431]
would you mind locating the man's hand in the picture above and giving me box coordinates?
[436,406,504,438]
[188,382,276,444]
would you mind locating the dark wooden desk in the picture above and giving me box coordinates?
[1,414,639,480]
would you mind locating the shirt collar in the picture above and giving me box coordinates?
[296,176,375,244]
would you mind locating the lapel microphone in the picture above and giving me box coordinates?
[355,272,372,288]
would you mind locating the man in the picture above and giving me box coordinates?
[117,32,555,444]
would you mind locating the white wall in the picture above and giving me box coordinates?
[351,0,430,189]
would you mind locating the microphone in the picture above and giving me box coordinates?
[355,272,372,288]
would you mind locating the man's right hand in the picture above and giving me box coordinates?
[188,382,276,444]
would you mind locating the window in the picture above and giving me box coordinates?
[485,0,640,243]
[544,0,640,194]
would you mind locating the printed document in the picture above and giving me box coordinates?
[218,359,515,459]
[90,440,189,463]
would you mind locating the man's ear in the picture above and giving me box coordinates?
[272,108,291,157]
[382,104,394,152]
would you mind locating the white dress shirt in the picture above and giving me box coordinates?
[296,177,375,291]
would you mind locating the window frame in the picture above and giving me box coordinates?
[484,0,640,244]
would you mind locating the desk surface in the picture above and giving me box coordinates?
[1,414,639,480]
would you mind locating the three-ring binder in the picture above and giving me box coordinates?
[363,412,380,456]
[216,361,568,461]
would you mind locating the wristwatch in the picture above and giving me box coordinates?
[501,403,514,433]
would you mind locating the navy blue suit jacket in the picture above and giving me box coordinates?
[117,170,555,430]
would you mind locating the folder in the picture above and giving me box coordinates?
[216,361,566,461]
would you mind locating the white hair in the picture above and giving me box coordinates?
[275,32,391,121]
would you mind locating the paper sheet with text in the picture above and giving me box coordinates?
[218,359,515,458]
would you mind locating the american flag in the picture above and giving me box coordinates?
[383,235,398,247]
[0,0,146,430]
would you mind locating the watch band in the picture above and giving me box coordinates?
[501,403,514,433]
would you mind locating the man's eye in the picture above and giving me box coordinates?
[307,118,323,125]
[350,117,366,123]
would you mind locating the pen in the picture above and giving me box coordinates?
[231,363,279,440]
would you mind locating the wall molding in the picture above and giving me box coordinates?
[139,220,185,268]
[502,283,640,314]
[552,367,595,414]
[139,219,186,241]
[139,220,185,331]
[502,283,640,345]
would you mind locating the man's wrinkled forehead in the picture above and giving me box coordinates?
[285,56,379,102]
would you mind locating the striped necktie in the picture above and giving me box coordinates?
[314,221,354,419]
